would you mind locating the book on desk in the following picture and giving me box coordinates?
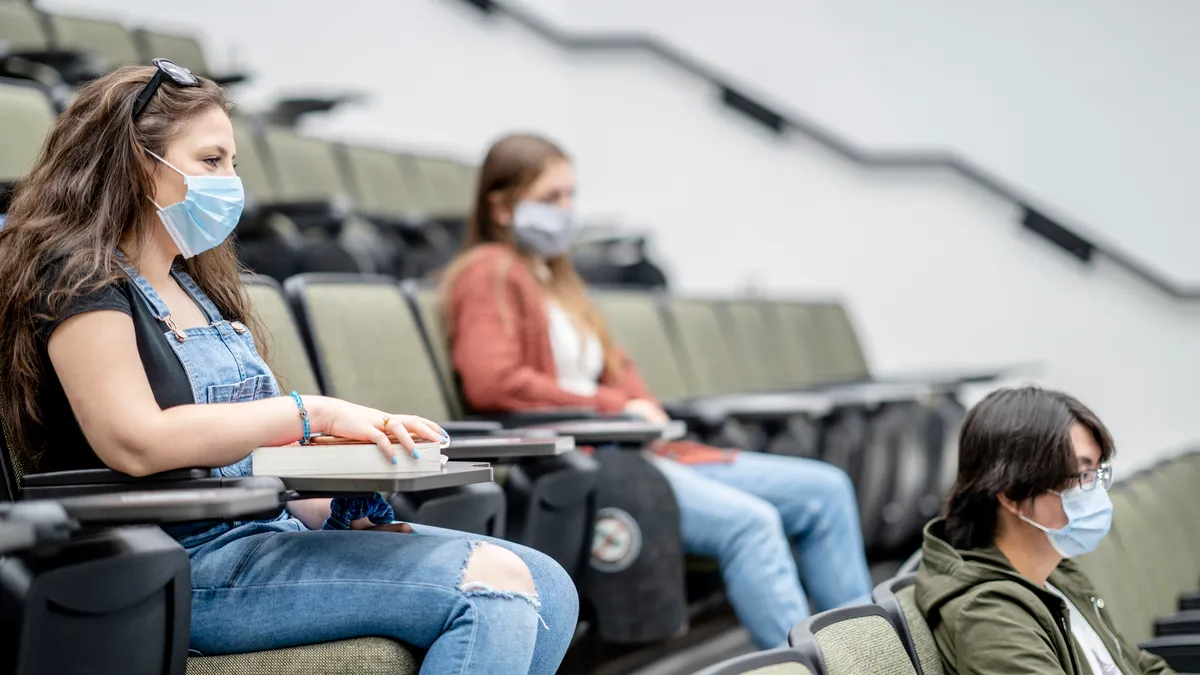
[252,436,447,476]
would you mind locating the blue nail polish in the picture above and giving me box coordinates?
[441,431,450,440]
[413,449,422,459]
[391,455,398,465]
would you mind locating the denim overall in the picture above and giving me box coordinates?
[118,259,283,546]
[115,261,572,673]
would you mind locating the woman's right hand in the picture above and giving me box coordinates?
[623,398,670,424]
[305,396,447,462]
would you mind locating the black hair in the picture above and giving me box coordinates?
[942,386,1115,550]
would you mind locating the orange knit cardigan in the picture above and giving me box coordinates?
[444,244,733,464]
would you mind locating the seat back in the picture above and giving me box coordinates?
[230,117,278,206]
[339,144,424,221]
[765,300,830,388]
[134,30,209,76]
[0,377,25,501]
[1074,503,1139,639]
[1104,484,1155,642]
[591,290,693,402]
[241,275,321,396]
[284,274,452,420]
[873,574,943,675]
[47,13,141,71]
[0,80,55,186]
[790,604,918,675]
[1126,477,1192,612]
[661,297,744,397]
[405,284,463,419]
[260,127,352,204]
[408,154,473,220]
[720,299,789,391]
[1158,453,1200,564]
[805,302,871,383]
[0,3,52,53]
[693,647,816,675]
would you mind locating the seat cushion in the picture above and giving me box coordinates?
[187,638,419,675]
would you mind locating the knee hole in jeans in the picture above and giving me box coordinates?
[461,542,537,596]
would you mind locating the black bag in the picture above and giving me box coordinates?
[579,449,687,643]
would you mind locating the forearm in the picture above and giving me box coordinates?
[114,394,314,476]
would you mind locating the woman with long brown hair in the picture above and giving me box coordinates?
[0,64,576,674]
[442,132,874,649]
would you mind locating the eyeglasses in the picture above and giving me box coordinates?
[132,59,199,120]
[1064,463,1113,492]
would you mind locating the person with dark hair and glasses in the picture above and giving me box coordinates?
[915,387,1174,675]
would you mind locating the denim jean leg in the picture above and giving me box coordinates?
[689,452,874,611]
[187,521,541,675]
[651,457,808,649]
[411,524,579,675]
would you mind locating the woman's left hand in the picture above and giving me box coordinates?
[381,414,449,452]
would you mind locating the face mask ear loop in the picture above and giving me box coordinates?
[144,148,188,210]
[1005,499,1053,534]
[144,149,187,178]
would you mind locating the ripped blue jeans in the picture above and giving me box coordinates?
[186,518,578,675]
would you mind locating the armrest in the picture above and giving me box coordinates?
[511,419,681,446]
[1181,589,1200,612]
[444,436,573,461]
[264,94,365,127]
[0,48,103,85]
[1138,634,1200,673]
[661,401,721,428]
[211,72,248,86]
[870,362,1038,389]
[685,392,837,421]
[0,501,74,554]
[22,467,210,487]
[1155,609,1200,637]
[20,471,280,502]
[0,520,38,555]
[482,408,598,427]
[817,381,933,406]
[440,420,503,437]
[260,200,345,222]
[53,479,286,525]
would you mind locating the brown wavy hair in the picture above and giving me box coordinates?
[440,132,624,379]
[0,65,262,470]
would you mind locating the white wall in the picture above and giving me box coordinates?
[37,0,1200,470]
[520,0,1200,288]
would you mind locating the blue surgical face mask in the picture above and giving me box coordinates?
[1017,485,1113,558]
[511,201,578,258]
[147,150,244,258]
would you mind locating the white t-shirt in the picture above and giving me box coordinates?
[546,300,604,397]
[1044,583,1122,675]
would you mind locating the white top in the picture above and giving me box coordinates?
[1044,583,1121,675]
[546,300,604,397]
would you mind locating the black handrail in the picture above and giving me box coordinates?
[458,0,1200,300]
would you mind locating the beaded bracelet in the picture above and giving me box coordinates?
[290,390,312,445]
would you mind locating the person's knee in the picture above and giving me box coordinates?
[835,465,858,497]
[462,543,537,596]
[723,496,785,548]
[810,462,857,503]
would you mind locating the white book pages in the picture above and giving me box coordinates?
[252,441,445,477]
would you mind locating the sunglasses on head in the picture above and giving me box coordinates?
[132,58,200,120]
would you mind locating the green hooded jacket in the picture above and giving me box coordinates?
[915,518,1174,675]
